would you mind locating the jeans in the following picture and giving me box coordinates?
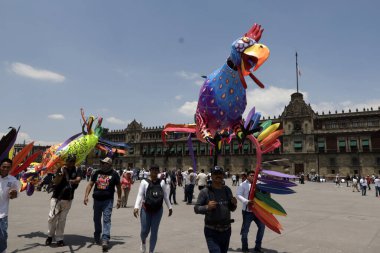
[204,226,231,253]
[93,199,113,241]
[375,186,380,197]
[240,210,265,251]
[362,186,367,196]
[0,217,8,253]
[140,207,163,252]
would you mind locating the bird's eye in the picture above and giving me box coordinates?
[242,37,250,43]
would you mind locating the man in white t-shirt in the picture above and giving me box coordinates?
[196,169,208,191]
[0,158,20,253]
[360,177,368,196]
[374,176,380,197]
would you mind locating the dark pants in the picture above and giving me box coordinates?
[93,199,113,241]
[240,210,265,251]
[204,227,231,253]
[169,185,177,204]
[375,186,380,197]
[185,184,194,204]
[362,186,367,196]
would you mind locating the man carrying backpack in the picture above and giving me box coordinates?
[194,166,237,253]
[134,165,173,253]
[46,154,82,247]
[84,157,122,252]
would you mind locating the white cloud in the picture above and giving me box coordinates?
[175,95,182,100]
[195,80,205,86]
[177,70,204,86]
[246,86,300,118]
[48,114,65,120]
[106,117,127,125]
[178,101,197,116]
[10,62,65,82]
[177,70,199,80]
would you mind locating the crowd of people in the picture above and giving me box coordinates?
[1,156,268,253]
[2,156,380,253]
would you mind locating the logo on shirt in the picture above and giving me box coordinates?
[96,175,112,190]
[7,182,12,188]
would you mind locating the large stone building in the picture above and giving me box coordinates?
[100,92,380,178]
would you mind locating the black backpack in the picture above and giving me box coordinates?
[144,179,164,212]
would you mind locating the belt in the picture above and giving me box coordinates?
[205,224,231,232]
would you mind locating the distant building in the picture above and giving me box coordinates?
[13,144,50,163]
[88,92,380,178]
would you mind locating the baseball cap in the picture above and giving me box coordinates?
[211,166,224,174]
[100,157,113,165]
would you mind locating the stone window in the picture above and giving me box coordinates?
[362,139,370,152]
[350,139,358,152]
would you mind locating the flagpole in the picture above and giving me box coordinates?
[296,52,299,93]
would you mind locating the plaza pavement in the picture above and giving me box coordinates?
[7,179,380,253]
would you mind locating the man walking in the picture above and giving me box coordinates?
[185,168,196,204]
[196,169,208,191]
[360,176,368,196]
[0,158,20,253]
[374,175,380,197]
[46,155,82,247]
[237,170,265,253]
[84,157,122,251]
[194,166,237,253]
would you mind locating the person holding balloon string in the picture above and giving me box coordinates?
[45,154,82,247]
[237,170,266,253]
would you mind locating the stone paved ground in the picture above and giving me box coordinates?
[7,179,380,253]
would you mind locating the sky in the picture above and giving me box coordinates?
[1,0,379,145]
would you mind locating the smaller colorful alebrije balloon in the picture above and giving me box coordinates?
[37,109,129,175]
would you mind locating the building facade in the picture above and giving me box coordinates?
[98,92,380,178]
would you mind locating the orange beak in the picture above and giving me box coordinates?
[241,43,270,74]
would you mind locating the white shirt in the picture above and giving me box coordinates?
[374,178,380,187]
[0,175,20,218]
[360,178,367,187]
[196,173,208,186]
[134,179,172,210]
[236,179,252,212]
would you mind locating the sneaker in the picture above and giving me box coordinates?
[56,240,65,247]
[45,237,52,246]
[102,240,109,251]
[140,242,146,253]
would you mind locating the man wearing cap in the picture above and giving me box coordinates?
[237,170,265,253]
[194,166,237,253]
[84,157,122,251]
[185,167,196,204]
[46,154,82,247]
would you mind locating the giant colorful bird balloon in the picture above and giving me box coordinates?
[162,23,296,234]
